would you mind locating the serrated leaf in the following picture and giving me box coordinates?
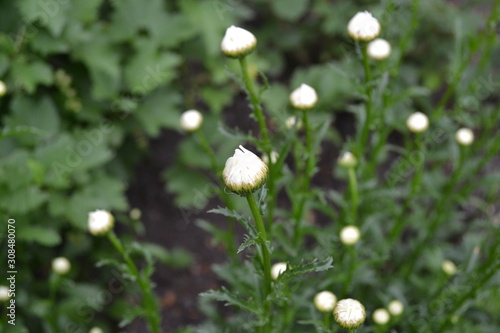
[200,287,262,315]
[208,207,256,234]
[16,225,61,246]
[237,234,259,254]
[11,59,53,93]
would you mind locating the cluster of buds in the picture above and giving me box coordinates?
[55,69,82,112]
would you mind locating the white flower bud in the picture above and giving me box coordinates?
[88,210,115,236]
[372,308,390,325]
[52,257,71,275]
[285,116,303,130]
[0,81,7,97]
[290,84,318,110]
[314,291,337,312]
[129,208,142,220]
[334,298,366,329]
[222,145,268,195]
[338,151,357,168]
[261,151,279,165]
[388,300,404,316]
[89,327,104,333]
[347,11,381,42]
[221,26,257,58]
[180,110,203,132]
[441,260,457,275]
[455,128,474,146]
[340,225,361,245]
[406,112,429,133]
[367,38,391,60]
[0,286,10,301]
[271,262,287,280]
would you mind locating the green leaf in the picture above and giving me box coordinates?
[200,287,262,315]
[16,225,61,246]
[5,95,59,139]
[134,88,182,136]
[11,59,53,93]
[237,234,259,254]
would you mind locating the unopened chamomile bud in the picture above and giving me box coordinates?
[129,208,142,220]
[0,286,10,301]
[372,308,390,325]
[271,262,287,280]
[347,11,381,42]
[89,327,104,333]
[52,257,71,275]
[314,291,337,312]
[0,81,7,97]
[455,128,474,146]
[388,300,404,316]
[222,145,268,195]
[367,38,391,60]
[340,225,361,245]
[261,151,279,165]
[442,260,457,276]
[290,84,318,110]
[180,110,203,132]
[88,210,114,236]
[406,112,429,133]
[338,151,357,168]
[334,298,366,329]
[221,26,257,58]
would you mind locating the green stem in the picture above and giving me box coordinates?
[323,312,331,330]
[432,0,500,119]
[196,130,237,257]
[238,56,271,151]
[246,193,272,328]
[401,152,463,277]
[108,231,161,333]
[357,45,373,158]
[347,167,359,225]
[389,133,424,243]
[342,245,356,297]
[292,110,313,248]
[436,240,500,333]
[238,56,276,231]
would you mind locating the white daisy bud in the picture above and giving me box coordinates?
[129,208,142,220]
[406,112,429,133]
[89,327,104,333]
[441,260,457,275]
[388,300,404,316]
[88,210,115,236]
[261,151,279,165]
[372,308,390,325]
[367,38,391,60]
[314,291,337,312]
[340,225,361,245]
[455,128,474,146]
[285,116,303,130]
[52,257,71,275]
[222,145,268,195]
[221,26,257,58]
[334,298,366,329]
[338,151,357,168]
[0,286,10,301]
[290,84,318,110]
[271,262,287,280]
[0,81,7,97]
[347,11,381,42]
[180,110,203,132]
